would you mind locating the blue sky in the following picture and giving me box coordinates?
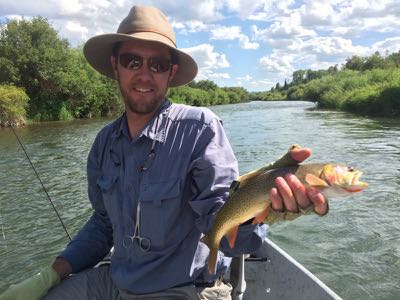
[1,0,400,91]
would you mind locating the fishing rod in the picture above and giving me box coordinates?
[10,126,72,241]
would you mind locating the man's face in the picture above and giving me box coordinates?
[111,40,178,116]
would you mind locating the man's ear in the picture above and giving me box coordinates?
[168,64,179,83]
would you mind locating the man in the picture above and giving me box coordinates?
[1,5,327,300]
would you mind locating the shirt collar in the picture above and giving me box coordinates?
[111,113,130,140]
[111,100,171,143]
[143,99,171,143]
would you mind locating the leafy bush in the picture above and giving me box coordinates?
[0,84,29,126]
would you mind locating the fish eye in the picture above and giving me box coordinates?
[348,166,355,172]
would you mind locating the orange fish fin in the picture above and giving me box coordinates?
[305,173,329,187]
[253,207,270,224]
[226,226,239,249]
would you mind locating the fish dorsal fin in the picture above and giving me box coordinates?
[237,168,265,184]
[305,173,329,187]
[237,145,301,187]
[229,168,267,195]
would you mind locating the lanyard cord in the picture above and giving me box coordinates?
[10,126,72,241]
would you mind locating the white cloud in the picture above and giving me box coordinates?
[204,71,231,80]
[184,20,209,33]
[297,0,400,36]
[260,54,294,75]
[248,79,276,91]
[258,35,371,81]
[182,44,230,81]
[210,25,259,49]
[64,20,88,40]
[237,75,252,81]
[59,0,83,15]
[171,20,186,32]
[184,44,230,69]
[210,26,241,40]
[248,0,296,21]
[253,12,316,47]
[154,0,224,22]
[373,37,400,54]
[222,0,266,19]
[301,37,369,61]
[238,35,259,49]
[2,14,25,21]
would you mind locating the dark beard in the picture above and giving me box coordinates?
[118,83,166,116]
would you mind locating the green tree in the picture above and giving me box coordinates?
[188,80,218,91]
[344,55,366,71]
[292,70,306,85]
[363,51,387,70]
[0,17,71,120]
[387,51,400,67]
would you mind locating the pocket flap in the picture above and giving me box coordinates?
[140,178,180,204]
[97,174,118,191]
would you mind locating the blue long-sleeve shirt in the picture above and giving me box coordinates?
[60,100,268,293]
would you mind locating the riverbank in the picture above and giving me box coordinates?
[293,68,400,117]
[251,50,400,118]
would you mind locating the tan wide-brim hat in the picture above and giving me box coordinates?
[83,6,198,87]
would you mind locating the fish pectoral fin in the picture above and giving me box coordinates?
[226,226,239,249]
[305,173,329,187]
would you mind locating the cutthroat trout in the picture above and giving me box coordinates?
[202,151,368,274]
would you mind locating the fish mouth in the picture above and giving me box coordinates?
[345,187,365,193]
[327,165,368,194]
[345,182,369,193]
[346,170,368,192]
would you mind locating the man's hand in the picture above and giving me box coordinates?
[253,147,328,224]
[270,147,328,216]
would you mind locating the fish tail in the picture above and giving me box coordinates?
[208,247,218,274]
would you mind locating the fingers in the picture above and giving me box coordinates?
[307,187,329,216]
[290,147,312,163]
[270,176,299,212]
[270,174,328,216]
[269,187,284,212]
[268,147,329,217]
[283,174,309,209]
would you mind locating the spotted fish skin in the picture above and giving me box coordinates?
[202,163,367,274]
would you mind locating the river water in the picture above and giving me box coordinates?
[0,101,399,299]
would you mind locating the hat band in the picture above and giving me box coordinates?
[126,29,177,47]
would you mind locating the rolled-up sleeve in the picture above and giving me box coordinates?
[188,116,268,257]
[59,133,113,273]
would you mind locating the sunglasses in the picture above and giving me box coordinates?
[118,53,172,73]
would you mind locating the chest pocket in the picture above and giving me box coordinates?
[139,177,181,251]
[96,174,120,224]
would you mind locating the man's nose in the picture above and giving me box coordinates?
[135,60,153,78]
